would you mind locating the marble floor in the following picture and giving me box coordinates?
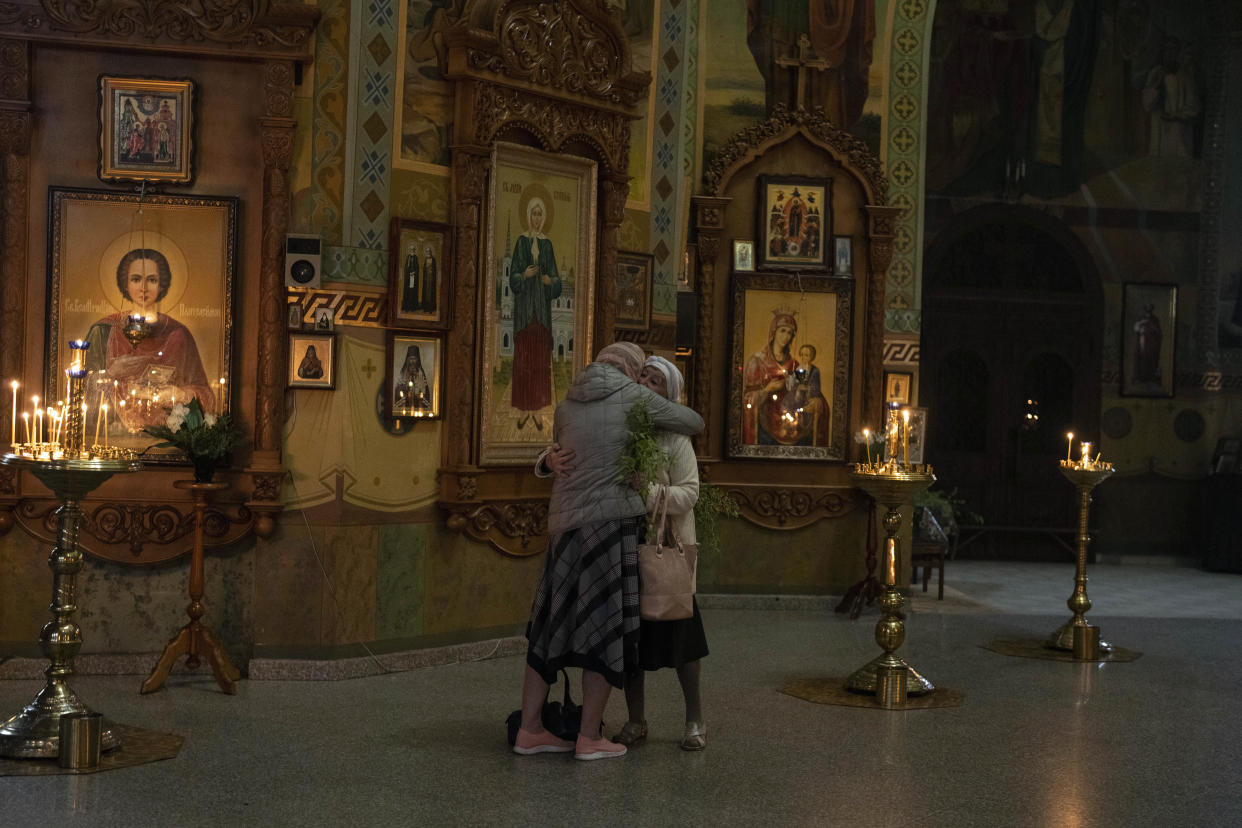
[1,560,1240,827]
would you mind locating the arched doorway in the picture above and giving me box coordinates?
[921,207,1102,560]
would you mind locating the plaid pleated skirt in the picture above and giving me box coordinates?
[525,517,640,689]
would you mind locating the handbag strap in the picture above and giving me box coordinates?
[559,668,573,706]
[650,489,670,546]
[652,487,685,550]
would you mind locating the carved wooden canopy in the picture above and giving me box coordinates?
[0,2,318,563]
[436,0,650,557]
[0,0,318,61]
[690,104,897,530]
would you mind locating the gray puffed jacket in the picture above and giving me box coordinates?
[546,362,704,535]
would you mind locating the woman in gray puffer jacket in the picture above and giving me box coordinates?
[514,342,703,761]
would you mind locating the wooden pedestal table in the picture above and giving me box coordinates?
[141,481,241,695]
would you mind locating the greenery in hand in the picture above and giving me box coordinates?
[144,397,243,461]
[693,483,740,558]
[617,400,668,500]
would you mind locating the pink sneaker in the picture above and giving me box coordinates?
[574,734,627,761]
[513,728,575,755]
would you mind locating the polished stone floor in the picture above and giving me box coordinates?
[2,560,1240,827]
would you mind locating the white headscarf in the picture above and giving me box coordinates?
[643,355,683,403]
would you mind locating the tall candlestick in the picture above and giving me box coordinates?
[22,411,29,444]
[1066,432,1074,463]
[94,401,103,446]
[102,403,109,448]
[217,377,226,416]
[9,380,16,447]
[34,408,41,446]
[863,428,872,467]
[902,409,910,467]
[31,396,39,443]
[1080,442,1091,468]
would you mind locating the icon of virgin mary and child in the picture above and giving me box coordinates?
[742,308,830,446]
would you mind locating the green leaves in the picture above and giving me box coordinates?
[617,400,668,500]
[143,396,243,461]
[693,483,740,558]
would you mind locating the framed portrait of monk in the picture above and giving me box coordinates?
[387,218,452,330]
[479,142,598,465]
[755,175,832,271]
[47,187,237,462]
[728,272,852,461]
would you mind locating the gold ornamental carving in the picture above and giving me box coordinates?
[33,0,317,52]
[460,0,647,109]
[12,496,255,565]
[702,104,888,204]
[495,1,628,104]
[472,84,629,174]
[726,485,857,530]
[444,499,549,558]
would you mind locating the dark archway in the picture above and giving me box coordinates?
[921,205,1103,560]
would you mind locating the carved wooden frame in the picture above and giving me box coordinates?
[0,3,318,563]
[436,0,650,557]
[691,104,897,529]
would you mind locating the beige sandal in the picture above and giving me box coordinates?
[614,721,648,747]
[680,721,706,751]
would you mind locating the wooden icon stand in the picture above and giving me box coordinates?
[141,481,241,695]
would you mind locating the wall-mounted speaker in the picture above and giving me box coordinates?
[675,292,697,353]
[284,234,322,289]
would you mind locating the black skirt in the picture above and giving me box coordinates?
[637,597,709,671]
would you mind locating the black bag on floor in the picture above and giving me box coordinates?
[505,669,583,745]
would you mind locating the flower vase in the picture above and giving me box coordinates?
[191,456,217,484]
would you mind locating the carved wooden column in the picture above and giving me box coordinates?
[690,195,729,457]
[0,38,30,531]
[863,205,900,430]
[246,60,296,536]
[442,144,489,473]
[597,174,630,339]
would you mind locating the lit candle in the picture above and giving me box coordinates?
[101,403,108,448]
[22,411,29,445]
[1080,442,1092,468]
[902,409,910,467]
[1065,432,1073,464]
[863,428,872,467]
[217,377,226,416]
[34,407,42,446]
[94,401,102,446]
[9,380,16,447]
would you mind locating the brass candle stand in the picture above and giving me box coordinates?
[0,453,142,758]
[1047,462,1115,654]
[845,463,936,701]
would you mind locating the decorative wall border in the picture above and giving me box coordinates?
[346,0,397,252]
[645,0,696,318]
[882,0,931,336]
[288,286,387,328]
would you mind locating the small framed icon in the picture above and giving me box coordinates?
[313,306,335,332]
[733,239,755,273]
